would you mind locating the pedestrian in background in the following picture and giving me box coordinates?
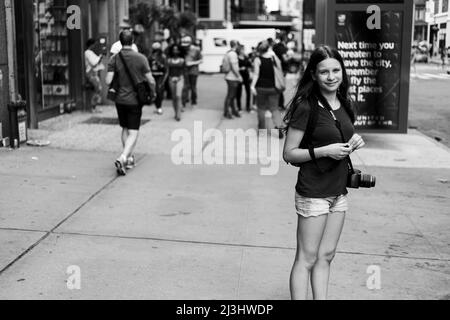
[182,38,203,109]
[273,33,289,110]
[249,46,259,111]
[85,38,105,113]
[251,41,285,138]
[223,40,243,119]
[236,44,252,113]
[106,30,156,176]
[411,46,417,73]
[283,45,365,300]
[148,42,168,115]
[440,48,447,71]
[110,26,139,55]
[167,44,186,122]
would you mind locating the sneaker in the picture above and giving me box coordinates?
[191,104,197,109]
[115,158,127,176]
[154,109,163,115]
[126,156,136,170]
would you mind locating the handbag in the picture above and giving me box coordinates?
[272,56,286,93]
[119,52,154,106]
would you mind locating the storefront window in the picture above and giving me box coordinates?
[443,0,449,13]
[34,0,71,110]
[198,0,209,18]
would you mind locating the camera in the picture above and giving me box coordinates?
[347,169,376,189]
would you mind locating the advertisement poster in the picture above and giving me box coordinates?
[336,10,403,130]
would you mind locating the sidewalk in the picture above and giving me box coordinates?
[0,74,449,300]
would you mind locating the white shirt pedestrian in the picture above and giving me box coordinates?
[110,41,139,55]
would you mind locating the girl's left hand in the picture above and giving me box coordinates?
[251,86,257,96]
[348,134,365,151]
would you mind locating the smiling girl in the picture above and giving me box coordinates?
[283,46,365,300]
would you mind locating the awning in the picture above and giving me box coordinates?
[237,21,294,27]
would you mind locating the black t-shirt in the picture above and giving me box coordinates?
[289,99,355,198]
[256,57,275,88]
[148,54,167,77]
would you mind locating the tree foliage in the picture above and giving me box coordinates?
[129,2,161,30]
[129,1,197,41]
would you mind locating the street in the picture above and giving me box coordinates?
[0,74,449,300]
[409,63,450,148]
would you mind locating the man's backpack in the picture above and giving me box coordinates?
[220,51,232,73]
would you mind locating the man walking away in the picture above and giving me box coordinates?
[182,39,203,109]
[223,40,243,119]
[106,30,156,176]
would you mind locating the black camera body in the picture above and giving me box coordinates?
[347,169,376,189]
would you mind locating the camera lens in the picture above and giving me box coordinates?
[360,174,376,188]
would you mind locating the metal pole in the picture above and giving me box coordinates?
[315,0,327,46]
[298,0,304,53]
[5,0,18,103]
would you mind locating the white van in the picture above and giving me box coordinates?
[196,28,277,73]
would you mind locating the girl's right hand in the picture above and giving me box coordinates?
[325,143,353,160]
[251,86,257,96]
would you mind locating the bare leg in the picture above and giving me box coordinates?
[270,104,284,128]
[171,79,181,120]
[311,212,346,300]
[121,128,129,148]
[120,129,139,160]
[290,215,328,300]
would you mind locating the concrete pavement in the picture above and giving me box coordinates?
[0,74,449,300]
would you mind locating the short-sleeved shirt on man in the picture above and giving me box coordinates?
[225,50,242,82]
[108,48,151,106]
[185,45,203,75]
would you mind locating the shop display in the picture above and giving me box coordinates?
[37,0,71,110]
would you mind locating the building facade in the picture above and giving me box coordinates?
[426,0,450,56]
[414,0,428,43]
[0,0,130,143]
[161,0,228,29]
[0,0,17,144]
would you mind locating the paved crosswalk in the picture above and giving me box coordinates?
[410,72,450,80]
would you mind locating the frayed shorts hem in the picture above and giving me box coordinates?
[295,193,348,218]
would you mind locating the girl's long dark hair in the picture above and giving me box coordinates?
[284,45,356,126]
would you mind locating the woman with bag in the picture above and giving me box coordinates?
[283,46,365,300]
[85,38,105,113]
[251,41,285,138]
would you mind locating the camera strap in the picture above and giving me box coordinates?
[308,95,355,175]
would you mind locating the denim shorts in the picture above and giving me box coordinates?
[295,193,348,218]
